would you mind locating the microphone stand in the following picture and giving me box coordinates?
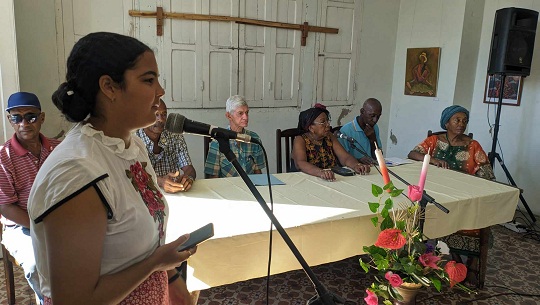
[215,137,347,305]
[347,140,449,233]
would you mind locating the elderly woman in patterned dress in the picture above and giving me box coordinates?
[408,105,494,180]
[408,105,495,287]
[292,103,371,181]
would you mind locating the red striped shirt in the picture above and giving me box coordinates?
[0,133,61,226]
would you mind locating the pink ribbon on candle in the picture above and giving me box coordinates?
[374,143,391,186]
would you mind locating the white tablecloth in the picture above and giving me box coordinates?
[164,162,519,290]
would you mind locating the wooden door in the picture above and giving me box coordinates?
[315,0,359,106]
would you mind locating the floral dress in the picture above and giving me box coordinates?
[302,134,338,169]
[411,135,495,180]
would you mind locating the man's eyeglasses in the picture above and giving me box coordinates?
[312,119,331,126]
[8,113,41,124]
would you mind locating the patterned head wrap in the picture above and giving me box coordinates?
[440,105,469,130]
[298,103,330,132]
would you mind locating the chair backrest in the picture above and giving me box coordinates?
[427,130,473,139]
[276,128,304,173]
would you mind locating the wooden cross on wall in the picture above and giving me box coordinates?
[129,7,339,46]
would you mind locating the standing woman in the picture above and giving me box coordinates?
[28,32,194,304]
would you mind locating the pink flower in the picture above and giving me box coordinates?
[444,261,467,287]
[419,252,441,269]
[385,271,403,287]
[375,229,406,249]
[407,185,423,202]
[363,289,378,305]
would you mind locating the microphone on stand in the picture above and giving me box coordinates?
[165,113,261,145]
[335,131,355,143]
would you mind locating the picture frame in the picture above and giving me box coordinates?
[483,74,523,106]
[404,47,441,97]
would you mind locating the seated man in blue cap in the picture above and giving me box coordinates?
[338,98,383,164]
[0,92,61,303]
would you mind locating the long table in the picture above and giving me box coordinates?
[164,162,519,291]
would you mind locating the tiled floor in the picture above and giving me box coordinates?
[2,225,540,304]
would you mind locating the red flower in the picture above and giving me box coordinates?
[444,261,467,287]
[130,162,149,190]
[375,229,406,249]
[363,289,378,305]
[419,252,441,269]
[385,271,403,287]
[407,185,423,202]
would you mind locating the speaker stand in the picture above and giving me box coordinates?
[488,73,536,223]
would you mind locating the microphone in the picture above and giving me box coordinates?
[335,131,354,143]
[165,113,261,144]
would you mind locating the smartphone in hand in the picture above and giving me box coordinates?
[177,223,214,252]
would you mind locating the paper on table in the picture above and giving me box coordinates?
[248,174,286,186]
[384,157,414,167]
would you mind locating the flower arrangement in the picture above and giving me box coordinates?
[360,182,473,305]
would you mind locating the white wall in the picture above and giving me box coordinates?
[468,0,540,218]
[387,0,540,218]
[0,0,19,143]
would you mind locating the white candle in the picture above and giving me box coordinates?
[418,149,430,192]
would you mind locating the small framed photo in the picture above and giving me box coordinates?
[483,74,523,106]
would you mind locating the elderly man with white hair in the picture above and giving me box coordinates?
[204,95,265,178]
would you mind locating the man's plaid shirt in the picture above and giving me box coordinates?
[135,129,192,177]
[204,128,265,177]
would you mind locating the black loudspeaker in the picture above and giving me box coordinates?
[488,7,539,76]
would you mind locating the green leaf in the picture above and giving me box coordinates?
[381,208,390,219]
[368,201,380,213]
[384,199,393,212]
[383,181,395,191]
[371,216,378,227]
[411,273,430,286]
[383,300,392,305]
[395,220,405,230]
[390,188,403,197]
[431,277,442,292]
[359,259,370,273]
[372,184,383,196]
[380,215,394,230]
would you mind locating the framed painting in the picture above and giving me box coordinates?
[483,74,523,106]
[404,47,441,97]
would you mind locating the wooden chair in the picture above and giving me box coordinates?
[1,224,17,305]
[427,130,486,288]
[276,128,303,173]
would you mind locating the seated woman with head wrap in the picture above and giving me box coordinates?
[292,103,371,181]
[408,105,494,287]
[407,105,495,180]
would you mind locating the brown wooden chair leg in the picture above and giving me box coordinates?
[477,227,490,289]
[2,243,16,305]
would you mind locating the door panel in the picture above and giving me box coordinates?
[316,0,358,106]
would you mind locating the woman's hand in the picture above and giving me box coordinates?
[431,158,449,169]
[319,169,336,181]
[151,234,196,272]
[353,163,371,175]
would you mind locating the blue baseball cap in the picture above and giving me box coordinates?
[6,92,41,112]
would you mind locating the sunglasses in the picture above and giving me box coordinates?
[8,113,41,124]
